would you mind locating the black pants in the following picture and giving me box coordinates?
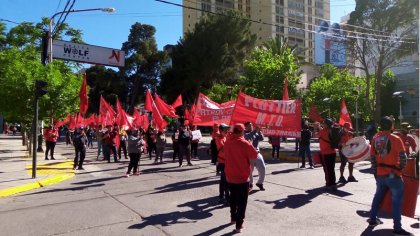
[191,142,198,158]
[178,143,191,165]
[321,153,336,186]
[229,182,249,229]
[272,145,280,158]
[127,153,140,174]
[74,147,86,169]
[172,144,179,161]
[210,139,218,164]
[219,163,229,199]
[147,142,156,159]
[45,141,56,159]
[118,140,127,159]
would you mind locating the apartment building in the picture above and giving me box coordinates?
[183,0,330,63]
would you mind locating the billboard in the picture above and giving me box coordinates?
[51,40,125,67]
[314,21,346,67]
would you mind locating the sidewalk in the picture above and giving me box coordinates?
[0,134,74,197]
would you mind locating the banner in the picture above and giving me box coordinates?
[192,93,235,126]
[230,93,302,137]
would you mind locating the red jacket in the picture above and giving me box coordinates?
[44,128,58,142]
[215,133,227,163]
[104,130,117,146]
[224,134,258,184]
[318,127,336,155]
[371,131,405,176]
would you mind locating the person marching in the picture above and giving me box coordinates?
[368,116,412,236]
[146,125,157,160]
[86,126,94,149]
[215,123,230,204]
[155,129,167,164]
[396,122,417,157]
[244,122,266,191]
[72,127,87,170]
[118,127,129,160]
[299,123,314,168]
[126,129,145,177]
[103,124,118,163]
[316,118,337,191]
[178,121,193,167]
[44,125,59,160]
[190,126,200,159]
[224,123,258,233]
[96,124,104,160]
[338,122,357,183]
[268,135,281,160]
[171,128,179,163]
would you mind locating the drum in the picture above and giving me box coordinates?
[341,136,371,163]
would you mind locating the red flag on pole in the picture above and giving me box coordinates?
[171,94,183,108]
[79,74,89,115]
[339,100,353,128]
[309,102,324,122]
[144,89,153,112]
[99,96,116,126]
[154,94,178,118]
[283,77,289,100]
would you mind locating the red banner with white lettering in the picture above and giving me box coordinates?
[230,92,302,137]
[192,93,235,126]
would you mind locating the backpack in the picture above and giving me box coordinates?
[328,125,343,149]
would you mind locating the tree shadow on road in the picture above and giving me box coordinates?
[72,176,125,185]
[128,196,224,231]
[20,183,105,196]
[150,176,218,195]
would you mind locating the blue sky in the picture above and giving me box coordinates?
[0,0,355,50]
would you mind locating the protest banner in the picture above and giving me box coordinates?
[192,93,235,126]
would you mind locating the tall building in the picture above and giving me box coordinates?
[183,0,330,63]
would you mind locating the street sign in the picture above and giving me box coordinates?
[50,40,125,67]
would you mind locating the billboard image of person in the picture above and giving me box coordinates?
[315,20,346,67]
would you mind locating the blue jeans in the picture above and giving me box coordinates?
[369,175,404,230]
[299,145,312,166]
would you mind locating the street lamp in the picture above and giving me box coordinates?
[48,7,115,63]
[392,91,405,126]
[323,97,331,118]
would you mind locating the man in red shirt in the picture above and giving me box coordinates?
[338,122,357,183]
[215,123,230,204]
[43,125,58,160]
[368,116,411,236]
[316,118,337,190]
[224,123,258,233]
[103,124,118,163]
[396,123,417,157]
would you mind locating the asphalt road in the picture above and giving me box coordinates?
[0,138,418,236]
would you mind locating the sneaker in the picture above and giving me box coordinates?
[393,228,413,236]
[179,164,183,167]
[367,218,383,227]
[51,157,56,160]
[256,183,265,191]
[133,172,140,176]
[347,176,358,182]
[187,163,193,166]
[125,174,130,178]
[308,165,314,169]
[234,225,244,233]
[300,165,305,168]
[338,176,347,183]
[77,167,84,170]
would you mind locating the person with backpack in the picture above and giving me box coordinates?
[368,116,412,236]
[72,127,87,170]
[316,118,338,191]
[178,122,193,167]
[338,122,357,183]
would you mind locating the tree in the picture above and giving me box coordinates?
[347,0,419,123]
[120,22,168,113]
[306,64,369,122]
[159,11,256,104]
[239,38,300,100]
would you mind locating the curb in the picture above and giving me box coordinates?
[0,173,75,197]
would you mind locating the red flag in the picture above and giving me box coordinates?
[144,89,153,112]
[309,102,324,123]
[79,74,89,115]
[184,107,190,120]
[339,100,353,128]
[133,108,149,131]
[171,94,183,108]
[100,96,116,126]
[192,93,234,126]
[283,77,289,100]
[154,94,178,118]
[116,98,134,129]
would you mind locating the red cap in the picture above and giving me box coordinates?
[184,120,189,125]
[233,123,245,132]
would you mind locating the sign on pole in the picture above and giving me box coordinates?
[50,40,125,67]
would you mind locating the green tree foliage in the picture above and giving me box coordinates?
[159,11,256,104]
[239,38,300,100]
[347,0,419,123]
[380,70,400,118]
[205,84,240,104]
[85,65,127,114]
[120,22,167,113]
[0,21,83,129]
[306,64,369,121]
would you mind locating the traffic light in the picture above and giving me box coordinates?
[35,80,48,98]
